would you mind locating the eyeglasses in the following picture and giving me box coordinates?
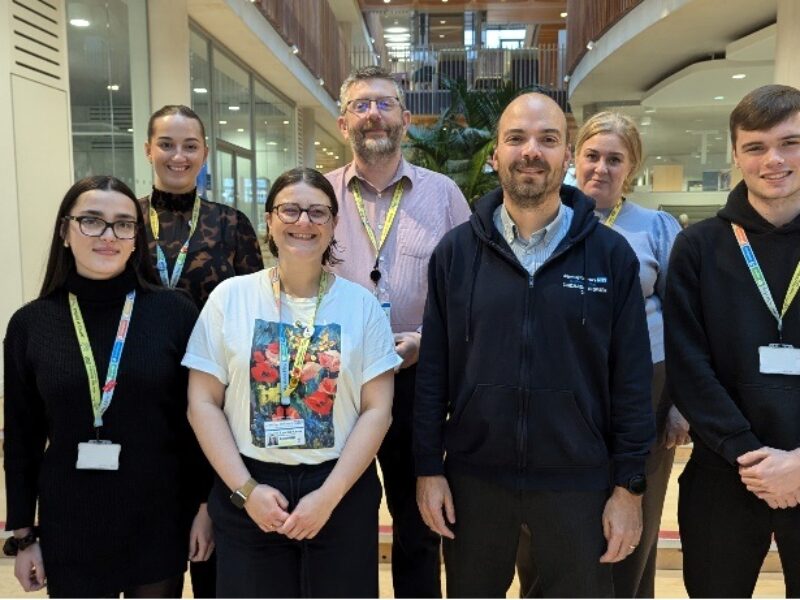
[64,215,139,240]
[272,203,333,225]
[345,96,401,115]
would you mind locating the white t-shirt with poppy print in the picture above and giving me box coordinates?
[183,270,401,466]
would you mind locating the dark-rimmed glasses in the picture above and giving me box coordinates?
[272,203,333,225]
[345,96,401,115]
[63,215,139,240]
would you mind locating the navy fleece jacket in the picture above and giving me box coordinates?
[413,185,654,491]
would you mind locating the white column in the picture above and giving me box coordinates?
[775,0,800,89]
[148,0,191,109]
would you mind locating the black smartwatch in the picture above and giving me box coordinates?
[625,474,647,496]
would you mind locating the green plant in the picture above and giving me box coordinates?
[403,77,543,205]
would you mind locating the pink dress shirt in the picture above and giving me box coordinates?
[326,159,471,333]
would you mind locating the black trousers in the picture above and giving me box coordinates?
[208,458,381,598]
[679,456,800,598]
[48,574,184,598]
[189,551,216,598]
[445,469,613,598]
[379,364,442,597]
[517,362,673,598]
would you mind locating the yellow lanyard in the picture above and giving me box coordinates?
[269,267,329,399]
[351,179,405,255]
[148,196,201,288]
[602,199,624,227]
[69,291,136,429]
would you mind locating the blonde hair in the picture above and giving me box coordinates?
[575,111,642,194]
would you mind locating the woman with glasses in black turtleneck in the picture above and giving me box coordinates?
[140,105,264,597]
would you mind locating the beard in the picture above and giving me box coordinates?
[498,158,564,209]
[349,119,404,163]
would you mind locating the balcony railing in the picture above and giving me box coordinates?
[566,0,644,74]
[351,45,568,115]
[250,0,349,102]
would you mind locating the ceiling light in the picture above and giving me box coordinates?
[319,77,325,86]
[267,141,278,146]
[219,120,227,125]
[586,41,595,50]
[644,108,656,114]
[713,96,724,100]
[193,87,208,94]
[314,141,320,146]
[127,128,133,133]
[334,155,339,159]
[732,73,746,79]
[283,148,288,152]
[385,27,409,34]
[106,84,119,91]
[440,20,446,24]
[560,12,568,18]
[291,44,299,55]
[439,34,445,38]
[229,105,240,111]
[283,120,289,125]
[237,128,244,132]
[656,156,662,159]
[70,18,90,27]
[641,117,652,126]
[383,0,390,3]
[442,0,448,3]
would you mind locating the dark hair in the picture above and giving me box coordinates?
[147,104,207,142]
[339,65,406,115]
[264,167,341,266]
[39,176,161,298]
[730,84,800,146]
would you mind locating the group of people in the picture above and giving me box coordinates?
[2,63,800,599]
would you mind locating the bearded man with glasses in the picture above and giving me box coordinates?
[325,65,471,598]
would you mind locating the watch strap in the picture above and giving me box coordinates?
[230,477,258,508]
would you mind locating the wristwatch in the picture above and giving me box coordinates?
[230,477,258,509]
[625,474,647,496]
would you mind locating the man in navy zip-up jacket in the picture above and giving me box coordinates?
[414,93,654,597]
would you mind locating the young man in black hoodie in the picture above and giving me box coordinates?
[414,92,654,597]
[665,85,800,597]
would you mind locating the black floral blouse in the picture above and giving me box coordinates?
[140,188,264,309]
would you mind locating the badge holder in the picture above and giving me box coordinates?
[759,344,800,375]
[77,439,121,470]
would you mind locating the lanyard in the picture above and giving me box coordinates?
[69,290,136,430]
[269,267,328,404]
[602,199,624,227]
[149,196,201,288]
[351,178,404,256]
[732,223,800,339]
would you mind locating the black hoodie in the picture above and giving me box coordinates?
[413,185,654,491]
[665,180,800,469]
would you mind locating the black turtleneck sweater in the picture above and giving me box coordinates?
[3,268,202,594]
[665,180,800,468]
[140,188,264,309]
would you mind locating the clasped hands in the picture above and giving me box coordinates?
[244,483,338,540]
[737,446,800,509]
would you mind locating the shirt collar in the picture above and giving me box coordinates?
[498,202,567,247]
[344,157,413,194]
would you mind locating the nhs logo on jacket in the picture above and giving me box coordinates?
[562,274,609,294]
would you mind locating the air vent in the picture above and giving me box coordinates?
[88,105,133,129]
[10,0,67,86]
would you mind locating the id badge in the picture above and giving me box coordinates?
[264,419,306,447]
[76,440,121,470]
[759,344,800,375]
[381,302,391,322]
